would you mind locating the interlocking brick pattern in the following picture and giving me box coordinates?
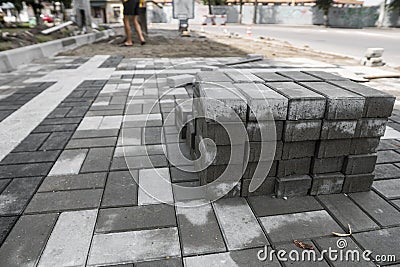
[0,56,399,267]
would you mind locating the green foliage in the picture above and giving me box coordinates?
[315,0,333,15]
[389,0,400,12]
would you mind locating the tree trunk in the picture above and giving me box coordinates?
[253,0,258,24]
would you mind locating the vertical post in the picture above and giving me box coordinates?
[377,0,387,27]
[253,0,258,24]
[239,0,243,24]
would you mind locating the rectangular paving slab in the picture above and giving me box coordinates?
[48,149,88,176]
[213,198,268,250]
[38,209,97,267]
[0,213,58,267]
[353,227,400,265]
[138,168,173,205]
[38,172,107,192]
[248,195,323,217]
[373,178,400,199]
[101,170,138,207]
[317,194,379,232]
[259,210,342,243]
[96,204,176,233]
[176,200,226,256]
[0,177,42,215]
[25,188,103,213]
[87,227,181,266]
[349,191,400,227]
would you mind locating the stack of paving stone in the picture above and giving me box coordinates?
[189,70,395,198]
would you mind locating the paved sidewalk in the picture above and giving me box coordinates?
[0,55,399,267]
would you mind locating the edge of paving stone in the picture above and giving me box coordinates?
[0,29,115,73]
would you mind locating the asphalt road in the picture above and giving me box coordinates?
[191,24,400,67]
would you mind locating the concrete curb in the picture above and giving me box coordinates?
[0,29,114,73]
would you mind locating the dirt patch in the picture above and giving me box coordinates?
[59,27,360,66]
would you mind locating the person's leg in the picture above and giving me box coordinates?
[123,15,133,45]
[132,15,145,43]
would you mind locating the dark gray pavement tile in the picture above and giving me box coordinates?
[317,194,379,232]
[96,204,176,233]
[33,124,78,133]
[373,179,400,199]
[176,200,226,256]
[353,227,400,265]
[248,195,323,217]
[66,137,117,149]
[314,236,375,267]
[170,167,199,183]
[101,171,138,207]
[0,163,52,178]
[374,164,400,180]
[25,189,103,213]
[80,147,114,173]
[39,131,73,150]
[0,177,42,215]
[0,179,10,193]
[135,258,182,267]
[38,172,107,192]
[0,150,61,165]
[13,133,50,152]
[349,191,400,227]
[0,213,58,267]
[259,210,342,243]
[0,216,18,245]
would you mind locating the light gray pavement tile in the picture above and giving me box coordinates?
[66,136,117,149]
[317,194,379,232]
[123,114,163,128]
[176,200,226,256]
[87,227,181,266]
[0,177,42,215]
[376,150,400,164]
[113,144,165,157]
[96,204,176,233]
[77,116,103,131]
[72,129,119,139]
[349,191,400,227]
[0,213,58,267]
[353,227,400,265]
[118,128,142,146]
[99,115,123,129]
[38,172,107,192]
[374,164,400,179]
[259,210,342,243]
[135,258,182,267]
[275,241,330,267]
[373,178,400,199]
[248,195,323,217]
[80,147,114,173]
[101,170,138,207]
[25,189,103,213]
[213,198,268,250]
[48,149,88,176]
[313,236,375,267]
[38,209,98,267]
[138,168,173,205]
[183,248,281,267]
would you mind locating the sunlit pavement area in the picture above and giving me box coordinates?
[0,55,399,266]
